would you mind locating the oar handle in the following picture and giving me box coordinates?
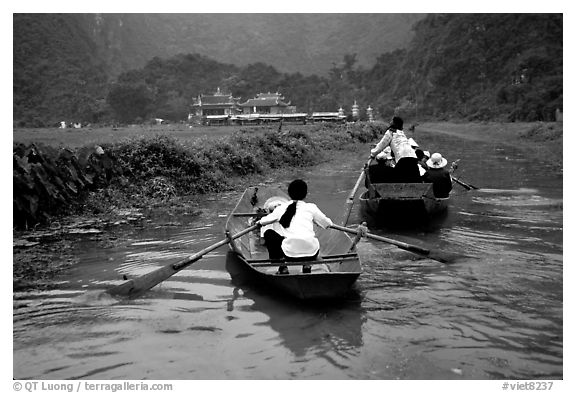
[329,223,430,255]
[172,224,259,270]
[342,157,373,226]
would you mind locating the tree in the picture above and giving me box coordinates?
[106,83,154,123]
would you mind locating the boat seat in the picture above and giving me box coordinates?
[372,183,432,199]
[261,264,331,275]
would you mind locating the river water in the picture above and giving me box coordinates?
[13,128,563,381]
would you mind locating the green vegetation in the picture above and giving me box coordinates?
[380,14,563,121]
[13,122,385,229]
[13,14,109,127]
[13,14,562,127]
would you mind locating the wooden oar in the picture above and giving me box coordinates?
[329,223,462,264]
[107,224,259,298]
[342,157,373,226]
[452,176,479,190]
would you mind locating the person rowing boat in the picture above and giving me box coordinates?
[369,116,421,183]
[257,179,334,275]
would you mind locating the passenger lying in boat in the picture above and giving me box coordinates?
[369,116,421,183]
[256,196,289,246]
[422,153,453,198]
[257,179,334,275]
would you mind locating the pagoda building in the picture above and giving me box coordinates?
[367,105,374,122]
[352,100,360,120]
[238,92,295,114]
[190,87,241,117]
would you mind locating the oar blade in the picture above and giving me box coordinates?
[106,248,208,298]
[107,265,176,298]
[330,223,471,264]
[453,177,479,191]
[389,245,466,264]
[106,257,199,298]
[385,240,463,264]
[383,235,471,264]
[426,249,467,264]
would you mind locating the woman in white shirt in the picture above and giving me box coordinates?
[370,116,421,183]
[258,179,333,274]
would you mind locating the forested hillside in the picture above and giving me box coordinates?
[13,13,562,126]
[376,14,563,121]
[13,14,110,127]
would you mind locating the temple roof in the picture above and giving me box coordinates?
[239,96,290,107]
[192,87,241,107]
[192,94,240,107]
[256,92,284,99]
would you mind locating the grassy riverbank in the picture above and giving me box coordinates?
[12,120,563,291]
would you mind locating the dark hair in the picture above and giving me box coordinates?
[390,116,404,130]
[280,179,307,228]
[287,179,307,200]
[415,148,425,160]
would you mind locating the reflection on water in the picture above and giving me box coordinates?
[225,251,365,360]
[14,133,562,380]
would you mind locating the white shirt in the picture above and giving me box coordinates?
[259,200,333,257]
[371,129,416,161]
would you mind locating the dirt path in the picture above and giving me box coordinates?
[415,121,563,169]
[417,121,559,142]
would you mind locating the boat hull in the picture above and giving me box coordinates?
[226,251,360,300]
[359,183,449,226]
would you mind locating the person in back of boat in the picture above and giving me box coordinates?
[257,179,334,275]
[369,116,421,183]
[415,148,429,179]
[415,149,429,168]
[422,153,453,198]
[366,146,396,185]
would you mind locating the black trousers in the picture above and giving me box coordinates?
[394,157,422,183]
[366,162,396,185]
[263,229,285,260]
[263,229,319,261]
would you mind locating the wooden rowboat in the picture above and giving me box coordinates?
[359,182,449,227]
[225,186,362,300]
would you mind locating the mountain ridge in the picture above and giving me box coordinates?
[73,13,425,77]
